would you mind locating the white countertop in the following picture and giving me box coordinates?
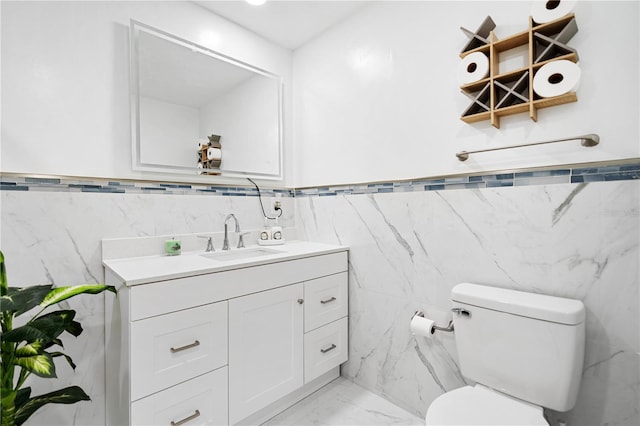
[103,240,348,286]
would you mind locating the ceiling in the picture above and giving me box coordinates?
[193,1,369,50]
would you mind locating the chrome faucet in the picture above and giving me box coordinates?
[222,214,245,250]
[198,235,214,252]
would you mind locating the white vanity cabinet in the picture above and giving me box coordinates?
[105,245,348,426]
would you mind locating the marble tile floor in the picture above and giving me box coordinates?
[262,377,425,426]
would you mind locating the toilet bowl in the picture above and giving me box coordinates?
[425,384,548,426]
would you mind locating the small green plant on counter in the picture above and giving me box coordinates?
[0,250,116,426]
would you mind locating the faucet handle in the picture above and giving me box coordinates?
[197,235,214,252]
[237,232,250,249]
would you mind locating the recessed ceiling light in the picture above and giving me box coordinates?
[246,0,267,5]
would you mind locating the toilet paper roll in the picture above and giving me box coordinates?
[457,52,490,85]
[410,315,436,337]
[533,60,581,98]
[198,139,209,150]
[207,147,222,161]
[532,0,577,24]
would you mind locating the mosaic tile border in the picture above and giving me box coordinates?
[294,161,640,197]
[0,176,294,197]
[2,160,639,197]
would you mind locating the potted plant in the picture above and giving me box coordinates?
[0,250,116,426]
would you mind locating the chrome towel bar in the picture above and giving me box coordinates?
[456,133,599,162]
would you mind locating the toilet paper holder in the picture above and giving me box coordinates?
[412,310,455,333]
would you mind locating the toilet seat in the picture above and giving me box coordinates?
[425,385,548,426]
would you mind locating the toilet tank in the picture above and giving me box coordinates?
[451,283,585,412]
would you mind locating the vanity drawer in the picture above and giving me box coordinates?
[130,301,228,401]
[131,367,228,426]
[304,317,348,383]
[304,272,348,332]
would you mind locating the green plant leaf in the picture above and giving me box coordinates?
[2,310,77,343]
[65,320,83,338]
[13,334,76,372]
[14,387,31,410]
[14,341,44,357]
[39,284,116,309]
[49,351,77,371]
[2,324,49,343]
[14,386,90,426]
[42,338,64,350]
[0,251,7,297]
[1,285,53,317]
[14,351,56,378]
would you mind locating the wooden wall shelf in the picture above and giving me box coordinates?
[199,134,222,175]
[460,14,579,128]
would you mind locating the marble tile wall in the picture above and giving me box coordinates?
[1,166,638,425]
[295,180,639,426]
[0,189,294,425]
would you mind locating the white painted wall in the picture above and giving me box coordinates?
[4,1,635,189]
[0,1,293,185]
[292,1,640,187]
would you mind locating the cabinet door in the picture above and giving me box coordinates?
[228,284,303,424]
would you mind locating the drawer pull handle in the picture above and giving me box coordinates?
[170,409,200,426]
[320,296,337,304]
[320,344,337,354]
[170,340,200,353]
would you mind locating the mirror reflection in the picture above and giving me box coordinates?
[131,21,283,179]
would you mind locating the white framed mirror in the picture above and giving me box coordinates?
[130,20,283,180]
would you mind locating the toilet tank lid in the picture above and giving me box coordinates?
[452,283,585,325]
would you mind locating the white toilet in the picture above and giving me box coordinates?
[425,283,585,426]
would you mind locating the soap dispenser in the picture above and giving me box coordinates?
[259,218,272,242]
[271,217,283,241]
[258,217,285,246]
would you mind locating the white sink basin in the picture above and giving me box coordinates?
[200,247,284,262]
